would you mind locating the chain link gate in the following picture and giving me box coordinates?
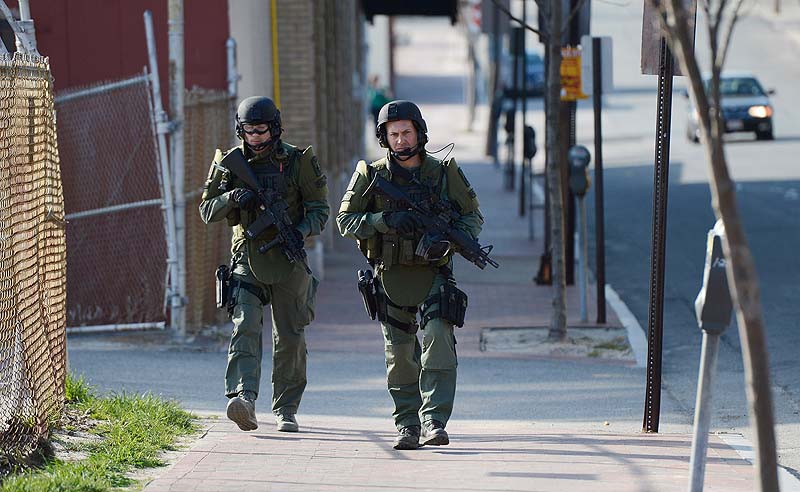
[0,52,67,470]
[56,74,168,331]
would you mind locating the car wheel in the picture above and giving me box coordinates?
[755,130,774,141]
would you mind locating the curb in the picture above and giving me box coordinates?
[605,284,648,368]
[717,433,800,490]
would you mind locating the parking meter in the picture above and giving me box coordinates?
[504,108,515,137]
[568,145,591,196]
[524,125,537,160]
[688,220,733,491]
[694,221,733,334]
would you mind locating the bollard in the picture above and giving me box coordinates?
[688,220,733,492]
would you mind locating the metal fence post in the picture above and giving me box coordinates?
[144,10,181,332]
[168,0,187,335]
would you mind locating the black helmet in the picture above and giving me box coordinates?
[235,96,282,152]
[375,100,428,150]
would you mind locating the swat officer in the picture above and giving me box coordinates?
[199,96,329,433]
[337,100,483,449]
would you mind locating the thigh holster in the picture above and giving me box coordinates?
[378,294,419,334]
[420,281,468,328]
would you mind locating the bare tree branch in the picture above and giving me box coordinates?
[718,0,746,68]
[490,0,544,38]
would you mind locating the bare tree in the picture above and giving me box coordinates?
[650,0,779,489]
[492,0,572,341]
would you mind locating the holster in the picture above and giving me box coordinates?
[215,264,230,310]
[357,269,418,334]
[357,269,379,320]
[421,281,468,328]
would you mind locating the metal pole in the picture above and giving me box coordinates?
[688,332,721,492]
[168,0,186,335]
[507,28,520,191]
[226,38,239,98]
[144,10,180,333]
[578,196,588,322]
[0,0,36,53]
[518,0,527,216]
[16,0,36,52]
[643,37,675,433]
[592,37,606,324]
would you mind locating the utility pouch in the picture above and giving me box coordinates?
[421,281,468,328]
[215,264,230,309]
[357,269,379,320]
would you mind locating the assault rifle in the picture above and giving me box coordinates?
[363,174,499,270]
[219,148,311,274]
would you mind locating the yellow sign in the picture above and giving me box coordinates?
[561,46,589,101]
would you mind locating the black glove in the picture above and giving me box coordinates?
[385,211,423,234]
[288,228,305,245]
[230,188,258,211]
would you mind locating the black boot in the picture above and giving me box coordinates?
[421,420,449,446]
[393,425,421,450]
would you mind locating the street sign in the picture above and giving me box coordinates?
[560,46,589,101]
[641,0,697,76]
[581,35,613,95]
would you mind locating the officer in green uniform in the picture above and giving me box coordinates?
[337,100,483,449]
[199,96,329,433]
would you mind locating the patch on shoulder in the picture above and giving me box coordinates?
[311,155,322,177]
[314,175,327,189]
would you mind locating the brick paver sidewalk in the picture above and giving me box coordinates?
[145,416,755,491]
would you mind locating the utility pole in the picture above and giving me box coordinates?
[168,0,186,335]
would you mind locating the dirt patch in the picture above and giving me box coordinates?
[480,326,635,362]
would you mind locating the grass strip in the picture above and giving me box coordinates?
[1,375,197,492]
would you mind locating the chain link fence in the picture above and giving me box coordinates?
[184,88,235,332]
[56,74,167,331]
[0,52,67,468]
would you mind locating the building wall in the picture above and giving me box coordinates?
[8,0,228,95]
[273,0,366,251]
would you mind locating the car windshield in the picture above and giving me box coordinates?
[704,77,766,97]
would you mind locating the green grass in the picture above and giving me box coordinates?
[1,374,197,492]
[593,337,630,352]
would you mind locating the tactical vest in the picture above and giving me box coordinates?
[361,157,449,270]
[234,144,303,243]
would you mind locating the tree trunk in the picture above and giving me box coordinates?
[545,0,568,341]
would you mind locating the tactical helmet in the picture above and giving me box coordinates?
[235,96,282,151]
[376,100,428,149]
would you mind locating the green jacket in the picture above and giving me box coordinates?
[199,141,329,284]
[337,153,483,305]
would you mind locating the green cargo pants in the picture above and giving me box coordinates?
[225,262,318,415]
[381,274,458,430]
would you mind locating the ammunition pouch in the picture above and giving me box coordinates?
[420,281,468,328]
